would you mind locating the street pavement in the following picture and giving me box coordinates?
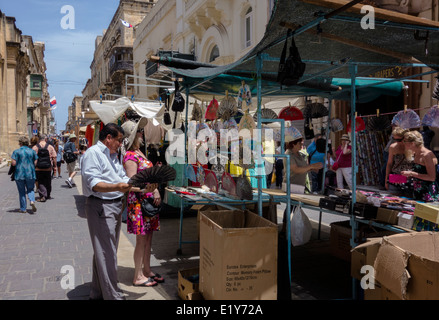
[0,162,352,301]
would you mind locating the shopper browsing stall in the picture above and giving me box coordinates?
[401,130,438,202]
[335,134,353,190]
[385,126,413,193]
[122,119,163,287]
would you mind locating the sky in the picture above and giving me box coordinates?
[1,0,121,134]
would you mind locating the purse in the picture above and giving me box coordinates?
[332,151,343,171]
[138,194,162,218]
[277,29,306,87]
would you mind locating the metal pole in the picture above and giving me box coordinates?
[257,53,263,217]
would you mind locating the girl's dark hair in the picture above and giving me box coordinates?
[99,123,124,141]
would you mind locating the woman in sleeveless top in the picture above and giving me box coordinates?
[401,130,438,202]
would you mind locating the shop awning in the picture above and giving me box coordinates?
[152,0,439,101]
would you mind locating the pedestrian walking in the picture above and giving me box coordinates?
[64,134,79,188]
[54,139,64,179]
[32,135,57,202]
[11,136,38,213]
[81,123,132,300]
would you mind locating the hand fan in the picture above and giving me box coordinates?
[204,170,218,193]
[191,101,203,121]
[185,164,197,182]
[236,174,253,200]
[238,112,256,131]
[422,105,439,128]
[205,98,219,121]
[196,163,205,185]
[330,118,344,132]
[367,115,391,132]
[302,103,328,119]
[218,95,238,121]
[278,105,304,121]
[221,172,237,196]
[285,126,303,142]
[129,165,177,187]
[433,77,439,101]
[253,108,278,123]
[347,117,366,132]
[391,109,421,129]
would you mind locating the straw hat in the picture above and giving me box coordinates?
[341,134,351,141]
[122,118,148,150]
[69,133,77,139]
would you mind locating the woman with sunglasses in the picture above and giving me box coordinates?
[385,127,413,193]
[401,130,438,202]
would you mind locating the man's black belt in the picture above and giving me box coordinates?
[89,195,123,202]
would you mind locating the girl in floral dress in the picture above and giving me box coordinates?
[122,119,164,287]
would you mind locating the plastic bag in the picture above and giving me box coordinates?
[290,206,312,246]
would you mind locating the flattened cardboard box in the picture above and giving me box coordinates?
[199,209,278,300]
[374,232,439,300]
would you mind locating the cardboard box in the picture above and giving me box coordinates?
[374,232,439,300]
[397,212,414,229]
[331,221,396,262]
[353,203,378,219]
[351,238,382,280]
[199,209,278,300]
[375,207,399,225]
[178,267,200,300]
[414,202,439,224]
[363,281,401,300]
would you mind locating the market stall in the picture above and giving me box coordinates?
[149,0,439,300]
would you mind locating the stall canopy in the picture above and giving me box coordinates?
[151,0,439,102]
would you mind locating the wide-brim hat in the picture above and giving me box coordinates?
[341,133,351,141]
[69,133,76,139]
[122,117,148,150]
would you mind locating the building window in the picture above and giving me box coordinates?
[32,80,41,89]
[209,45,219,63]
[245,7,253,48]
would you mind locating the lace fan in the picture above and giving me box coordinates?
[238,112,256,132]
[128,165,177,187]
[218,95,238,121]
[331,118,344,132]
[391,109,421,129]
[204,170,218,193]
[253,108,278,123]
[205,98,219,121]
[221,172,237,196]
[278,105,304,121]
[422,106,439,128]
[347,117,366,132]
[367,115,391,132]
[302,103,329,119]
[236,174,253,200]
[185,164,197,183]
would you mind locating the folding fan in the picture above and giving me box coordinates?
[185,164,197,183]
[196,163,205,185]
[191,101,203,122]
[221,172,237,196]
[234,109,244,124]
[391,109,421,129]
[205,98,219,121]
[433,77,439,101]
[253,108,278,123]
[278,105,304,121]
[367,115,391,132]
[236,174,253,200]
[331,118,344,132]
[238,112,256,132]
[222,117,238,131]
[347,117,366,133]
[204,170,218,193]
[285,126,303,142]
[302,103,329,119]
[422,105,439,128]
[129,165,177,187]
[218,95,238,121]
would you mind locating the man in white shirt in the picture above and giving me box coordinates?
[81,123,132,300]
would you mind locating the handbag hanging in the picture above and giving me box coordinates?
[137,193,162,218]
[332,149,343,171]
[277,29,306,87]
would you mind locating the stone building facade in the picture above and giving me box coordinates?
[80,0,157,123]
[0,11,50,160]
